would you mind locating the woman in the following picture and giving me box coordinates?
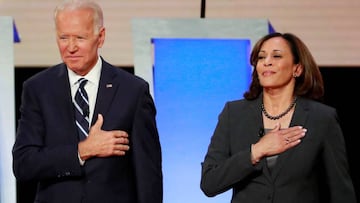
[200,32,356,203]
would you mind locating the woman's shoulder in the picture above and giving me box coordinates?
[225,97,260,110]
[227,97,254,105]
[299,97,335,110]
[298,97,337,117]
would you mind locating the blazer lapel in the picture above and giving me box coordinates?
[52,65,79,140]
[92,63,118,125]
[269,97,309,180]
[249,97,274,182]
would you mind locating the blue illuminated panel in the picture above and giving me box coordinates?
[152,38,252,203]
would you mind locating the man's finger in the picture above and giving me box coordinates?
[91,113,104,131]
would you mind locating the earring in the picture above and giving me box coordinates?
[293,73,298,78]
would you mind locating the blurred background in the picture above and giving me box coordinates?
[1,0,360,67]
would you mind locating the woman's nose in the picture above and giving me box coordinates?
[263,57,272,67]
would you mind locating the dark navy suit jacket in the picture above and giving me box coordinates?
[13,58,163,203]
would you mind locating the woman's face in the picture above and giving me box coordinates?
[256,36,300,90]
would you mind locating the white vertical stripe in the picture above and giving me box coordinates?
[0,16,17,203]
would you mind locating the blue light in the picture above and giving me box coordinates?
[13,20,20,43]
[152,38,252,203]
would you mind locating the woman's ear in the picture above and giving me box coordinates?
[293,64,303,77]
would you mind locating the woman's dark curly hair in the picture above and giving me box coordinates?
[243,32,324,101]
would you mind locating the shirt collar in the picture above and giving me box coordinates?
[68,56,102,87]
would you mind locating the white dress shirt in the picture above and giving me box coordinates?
[67,56,102,165]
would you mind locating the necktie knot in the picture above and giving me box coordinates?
[78,78,88,89]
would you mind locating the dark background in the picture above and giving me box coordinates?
[13,67,360,202]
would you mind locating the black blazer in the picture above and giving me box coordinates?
[13,58,163,203]
[201,96,356,203]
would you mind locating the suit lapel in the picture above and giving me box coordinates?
[52,65,79,141]
[92,62,118,125]
[248,97,274,182]
[269,97,309,180]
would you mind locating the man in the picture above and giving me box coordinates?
[12,0,163,202]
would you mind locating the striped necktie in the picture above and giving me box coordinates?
[74,78,89,140]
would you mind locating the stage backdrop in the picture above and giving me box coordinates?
[132,18,273,202]
[0,16,17,203]
[152,38,252,202]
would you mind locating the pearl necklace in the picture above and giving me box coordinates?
[261,97,297,120]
